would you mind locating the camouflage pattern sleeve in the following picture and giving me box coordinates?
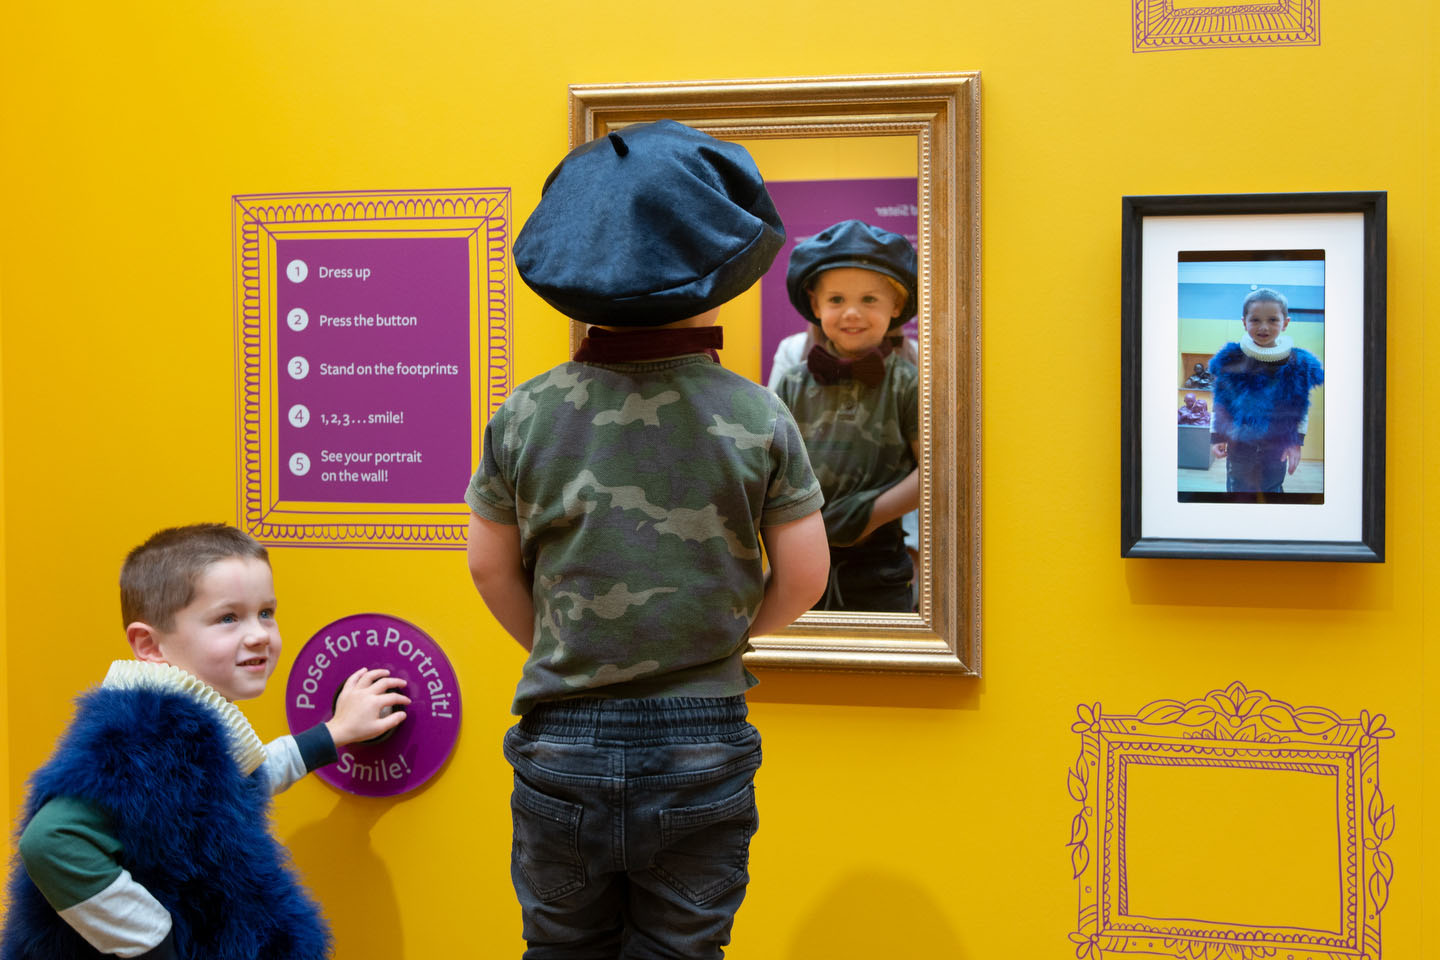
[899,362,920,451]
[465,408,518,525]
[762,402,823,527]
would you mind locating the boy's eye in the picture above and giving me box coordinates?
[260,609,275,620]
[219,613,237,624]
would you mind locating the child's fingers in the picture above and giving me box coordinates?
[375,709,407,731]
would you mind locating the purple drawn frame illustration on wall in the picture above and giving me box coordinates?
[231,189,512,549]
[1067,682,1394,960]
[1132,0,1319,53]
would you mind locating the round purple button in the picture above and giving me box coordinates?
[286,613,461,797]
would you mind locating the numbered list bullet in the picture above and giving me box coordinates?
[287,308,309,332]
[288,404,310,428]
[286,259,308,283]
[288,356,310,380]
[289,453,311,477]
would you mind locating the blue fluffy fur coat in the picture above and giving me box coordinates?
[1208,342,1325,448]
[2,686,329,960]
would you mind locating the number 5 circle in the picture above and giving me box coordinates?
[289,453,311,477]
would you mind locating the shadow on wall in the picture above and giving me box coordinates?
[785,871,966,958]
[285,797,403,956]
[748,672,982,711]
[1124,557,1393,613]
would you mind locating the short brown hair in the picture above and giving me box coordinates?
[120,524,269,629]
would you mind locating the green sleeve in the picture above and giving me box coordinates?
[18,795,124,911]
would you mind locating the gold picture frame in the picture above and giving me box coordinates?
[567,73,981,674]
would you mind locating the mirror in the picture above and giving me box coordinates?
[567,73,981,674]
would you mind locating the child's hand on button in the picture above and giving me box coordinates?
[325,668,410,747]
[1211,443,1227,459]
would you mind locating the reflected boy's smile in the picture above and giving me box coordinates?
[808,267,903,359]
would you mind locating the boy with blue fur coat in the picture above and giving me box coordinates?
[3,524,409,960]
[1208,288,1325,496]
[465,120,829,958]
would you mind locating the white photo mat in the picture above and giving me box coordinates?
[1139,213,1365,543]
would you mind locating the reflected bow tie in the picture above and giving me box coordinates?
[806,344,888,387]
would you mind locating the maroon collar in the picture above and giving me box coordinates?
[806,340,891,387]
[574,326,723,364]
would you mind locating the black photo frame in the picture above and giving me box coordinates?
[1121,192,1386,562]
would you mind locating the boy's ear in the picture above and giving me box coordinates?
[126,622,169,664]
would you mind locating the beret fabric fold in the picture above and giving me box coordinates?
[514,119,785,327]
[785,219,919,327]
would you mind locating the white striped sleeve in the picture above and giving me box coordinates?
[55,868,172,957]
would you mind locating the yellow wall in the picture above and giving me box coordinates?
[2,3,1435,959]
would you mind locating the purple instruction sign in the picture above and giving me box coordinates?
[286,613,461,798]
[277,237,471,504]
[758,178,919,385]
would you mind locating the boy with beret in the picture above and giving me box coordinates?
[465,120,829,958]
[3,523,409,960]
[774,220,922,611]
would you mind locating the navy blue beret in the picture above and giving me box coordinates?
[513,119,785,327]
[785,219,918,327]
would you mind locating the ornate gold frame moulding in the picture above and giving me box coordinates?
[1067,682,1394,960]
[567,74,982,675]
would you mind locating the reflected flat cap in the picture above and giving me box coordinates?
[514,119,785,327]
[786,219,918,327]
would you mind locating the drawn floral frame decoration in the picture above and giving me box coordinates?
[230,189,512,549]
[1132,0,1320,53]
[1067,682,1394,960]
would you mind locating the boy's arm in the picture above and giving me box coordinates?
[750,511,829,637]
[853,440,922,543]
[262,725,338,795]
[466,513,535,651]
[18,796,177,958]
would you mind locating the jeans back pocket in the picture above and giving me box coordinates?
[652,782,758,905]
[511,774,586,902]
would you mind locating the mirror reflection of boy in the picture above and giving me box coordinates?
[3,523,409,960]
[773,220,921,612]
[464,120,829,958]
[1208,288,1325,495]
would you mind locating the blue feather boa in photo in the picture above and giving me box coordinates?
[2,687,330,960]
[1208,342,1324,448]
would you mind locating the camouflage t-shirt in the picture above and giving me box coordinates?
[776,353,919,546]
[467,353,823,715]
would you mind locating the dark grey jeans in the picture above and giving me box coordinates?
[503,696,761,960]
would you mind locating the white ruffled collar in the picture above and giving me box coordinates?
[1239,334,1294,363]
[102,661,268,776]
